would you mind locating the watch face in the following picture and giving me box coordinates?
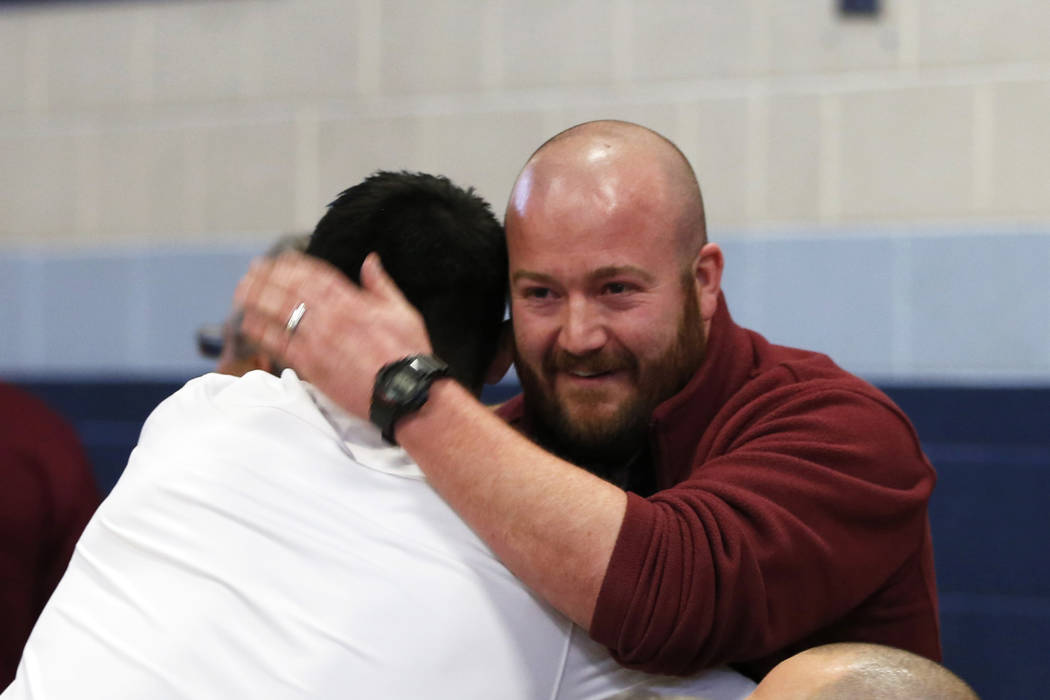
[371,355,449,443]
[382,368,422,402]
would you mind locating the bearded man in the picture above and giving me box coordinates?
[235,120,940,680]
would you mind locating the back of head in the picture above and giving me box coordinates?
[811,644,979,700]
[750,643,980,700]
[306,171,507,394]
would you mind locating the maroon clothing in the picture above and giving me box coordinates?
[498,295,940,679]
[0,383,100,686]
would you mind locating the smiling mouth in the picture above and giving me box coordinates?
[565,369,615,379]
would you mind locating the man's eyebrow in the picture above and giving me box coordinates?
[591,265,656,284]
[511,266,656,285]
[511,270,555,285]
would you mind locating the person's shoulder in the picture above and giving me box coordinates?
[0,382,94,492]
[733,339,923,449]
[0,380,51,414]
[157,369,309,414]
[141,372,236,424]
[745,336,890,404]
[0,380,78,440]
[706,358,935,492]
[125,370,333,492]
[138,370,312,442]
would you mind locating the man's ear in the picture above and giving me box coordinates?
[693,242,724,325]
[484,320,514,385]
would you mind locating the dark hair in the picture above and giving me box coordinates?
[306,171,508,393]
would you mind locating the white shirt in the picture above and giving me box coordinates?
[4,370,754,700]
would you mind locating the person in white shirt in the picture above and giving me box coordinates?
[4,172,754,700]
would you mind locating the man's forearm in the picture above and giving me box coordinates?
[396,379,628,629]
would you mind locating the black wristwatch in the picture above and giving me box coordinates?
[369,354,450,444]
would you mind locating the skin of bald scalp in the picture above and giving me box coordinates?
[747,644,979,700]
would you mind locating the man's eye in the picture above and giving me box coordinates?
[603,282,630,294]
[523,287,552,300]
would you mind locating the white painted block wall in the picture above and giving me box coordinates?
[0,0,1047,381]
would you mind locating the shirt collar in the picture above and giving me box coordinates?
[297,373,425,480]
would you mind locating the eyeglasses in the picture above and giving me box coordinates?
[196,323,224,359]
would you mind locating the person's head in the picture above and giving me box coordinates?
[748,643,980,700]
[505,119,723,473]
[203,234,311,377]
[306,170,508,396]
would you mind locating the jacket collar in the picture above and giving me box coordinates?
[648,293,756,486]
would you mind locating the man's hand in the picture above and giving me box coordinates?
[234,251,433,419]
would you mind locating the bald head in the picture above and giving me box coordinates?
[508,120,706,259]
[749,643,980,700]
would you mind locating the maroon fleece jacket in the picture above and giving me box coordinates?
[0,383,100,686]
[498,295,940,679]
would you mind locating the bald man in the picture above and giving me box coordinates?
[235,120,940,679]
[748,643,979,700]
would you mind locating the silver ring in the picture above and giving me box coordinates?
[285,302,307,336]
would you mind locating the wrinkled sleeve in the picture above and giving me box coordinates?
[589,388,935,674]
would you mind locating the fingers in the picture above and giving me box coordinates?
[233,257,272,314]
[233,250,432,387]
[238,254,316,310]
[235,252,340,361]
[234,260,287,358]
[238,252,402,334]
[360,253,410,306]
[242,305,291,361]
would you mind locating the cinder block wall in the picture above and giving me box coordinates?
[0,0,1047,380]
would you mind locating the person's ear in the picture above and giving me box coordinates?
[693,242,724,324]
[484,320,514,385]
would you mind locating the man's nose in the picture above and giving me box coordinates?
[558,296,607,355]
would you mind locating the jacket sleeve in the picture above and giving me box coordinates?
[588,386,936,674]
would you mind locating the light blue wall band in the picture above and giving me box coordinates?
[2,230,1047,384]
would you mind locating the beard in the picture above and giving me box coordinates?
[515,280,707,480]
